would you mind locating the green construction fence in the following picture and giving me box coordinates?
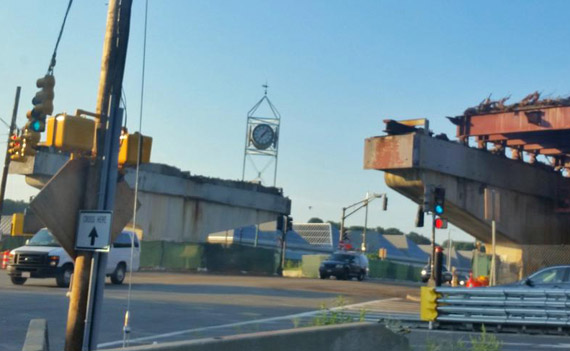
[139,241,279,275]
[368,259,421,281]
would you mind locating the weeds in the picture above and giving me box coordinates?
[421,325,501,351]
[306,295,365,327]
[470,325,502,351]
[284,260,301,269]
[425,338,467,351]
[358,308,367,322]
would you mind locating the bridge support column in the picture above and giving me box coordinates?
[379,159,570,282]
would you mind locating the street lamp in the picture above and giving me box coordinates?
[339,193,387,251]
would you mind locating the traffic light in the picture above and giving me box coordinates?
[382,195,388,211]
[8,134,24,161]
[415,205,424,227]
[341,229,349,241]
[276,215,293,233]
[21,129,41,156]
[420,286,440,321]
[118,131,153,166]
[432,187,447,229]
[434,217,448,229]
[286,216,293,232]
[27,74,55,133]
[434,187,445,215]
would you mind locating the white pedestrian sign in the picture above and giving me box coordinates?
[75,210,112,251]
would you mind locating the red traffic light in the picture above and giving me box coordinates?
[435,217,447,229]
[10,135,20,147]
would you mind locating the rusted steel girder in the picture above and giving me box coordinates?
[449,106,570,164]
[452,106,570,137]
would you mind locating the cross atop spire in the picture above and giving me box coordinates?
[262,81,269,95]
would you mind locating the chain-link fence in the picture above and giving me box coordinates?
[494,244,570,284]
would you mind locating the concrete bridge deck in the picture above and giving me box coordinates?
[10,149,291,243]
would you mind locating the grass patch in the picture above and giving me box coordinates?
[305,296,367,327]
[421,325,502,351]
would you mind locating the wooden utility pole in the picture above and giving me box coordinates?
[64,1,132,350]
[0,87,21,215]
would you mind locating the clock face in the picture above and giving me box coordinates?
[251,124,275,150]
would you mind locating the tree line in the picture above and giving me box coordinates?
[2,199,28,215]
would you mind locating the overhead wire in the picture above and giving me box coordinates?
[122,89,128,128]
[123,0,149,347]
[0,117,12,130]
[47,0,74,75]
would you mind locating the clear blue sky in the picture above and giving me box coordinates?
[1,1,569,244]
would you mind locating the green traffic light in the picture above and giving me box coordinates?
[435,204,444,214]
[30,120,45,133]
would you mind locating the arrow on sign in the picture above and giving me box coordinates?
[89,227,99,246]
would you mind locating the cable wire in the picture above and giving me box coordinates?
[47,0,74,74]
[0,117,12,129]
[123,0,149,347]
[122,89,128,128]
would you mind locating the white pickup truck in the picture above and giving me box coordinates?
[6,228,140,287]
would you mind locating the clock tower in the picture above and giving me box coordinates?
[241,84,281,186]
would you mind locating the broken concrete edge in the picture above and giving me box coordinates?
[13,149,287,199]
[22,319,49,351]
[106,322,410,351]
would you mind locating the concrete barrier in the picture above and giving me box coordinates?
[107,322,410,351]
[22,319,49,351]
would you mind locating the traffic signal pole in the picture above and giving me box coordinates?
[64,1,132,350]
[430,213,436,283]
[0,87,21,215]
[362,193,369,252]
[339,194,386,249]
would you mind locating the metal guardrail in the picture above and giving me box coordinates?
[434,287,570,326]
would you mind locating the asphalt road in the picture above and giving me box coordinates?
[0,271,417,351]
[2,272,570,351]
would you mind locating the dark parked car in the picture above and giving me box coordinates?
[421,264,452,283]
[319,252,369,281]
